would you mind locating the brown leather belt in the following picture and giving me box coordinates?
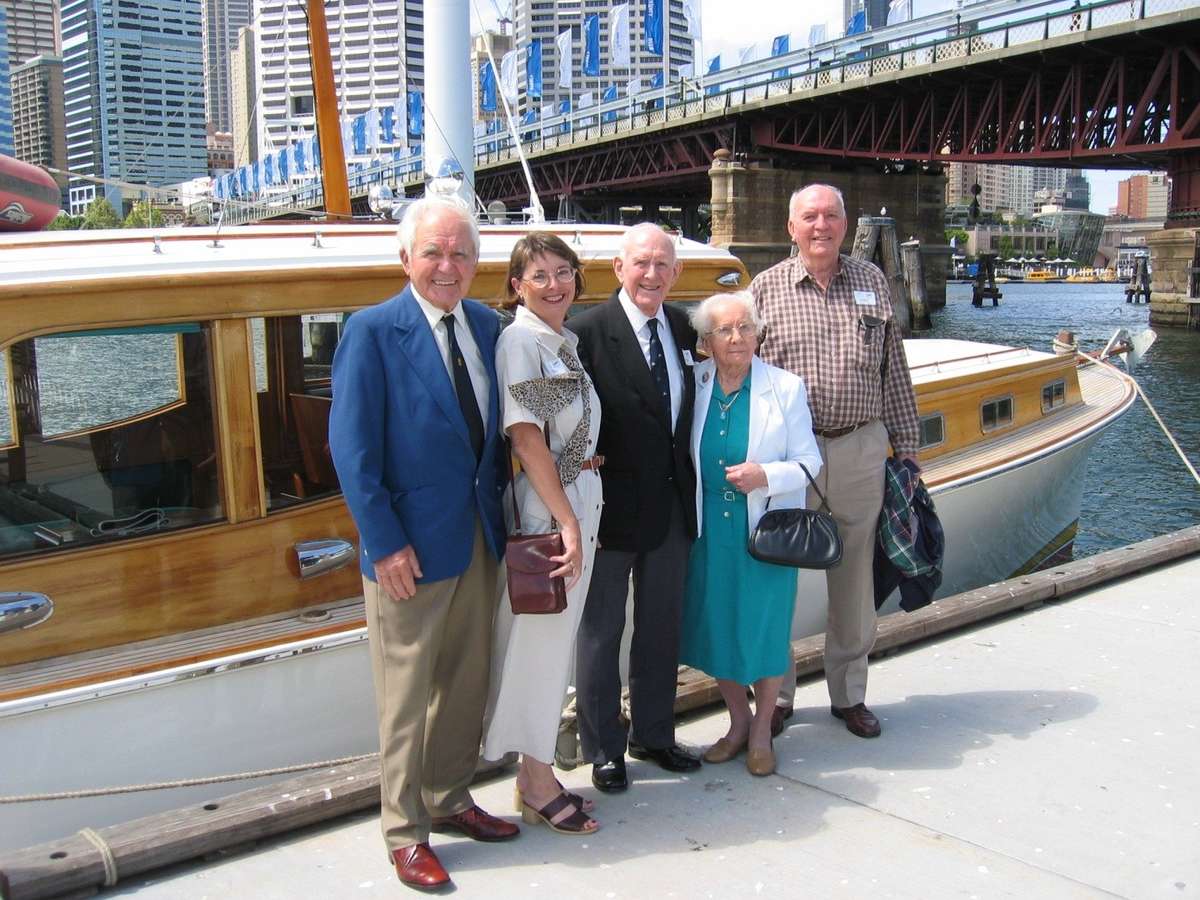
[814,421,869,440]
[580,455,606,471]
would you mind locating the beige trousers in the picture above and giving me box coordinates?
[778,420,889,709]
[363,522,498,851]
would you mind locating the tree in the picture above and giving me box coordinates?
[45,212,84,231]
[945,227,969,248]
[123,200,164,229]
[996,237,1015,259]
[80,197,121,230]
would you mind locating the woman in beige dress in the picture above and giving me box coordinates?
[482,232,604,835]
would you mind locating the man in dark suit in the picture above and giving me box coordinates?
[329,197,518,893]
[570,223,702,793]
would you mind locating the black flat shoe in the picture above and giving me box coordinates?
[591,758,628,793]
[627,741,701,772]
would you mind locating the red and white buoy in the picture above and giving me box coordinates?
[0,154,62,231]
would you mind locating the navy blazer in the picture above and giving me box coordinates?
[329,286,507,582]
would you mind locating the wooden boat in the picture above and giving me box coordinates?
[1024,269,1064,283]
[0,221,1138,852]
[1065,268,1100,283]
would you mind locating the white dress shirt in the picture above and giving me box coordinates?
[617,288,683,431]
[412,288,490,425]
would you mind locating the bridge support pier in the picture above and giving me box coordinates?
[1149,152,1200,330]
[707,151,949,305]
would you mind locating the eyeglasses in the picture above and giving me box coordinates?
[708,322,757,341]
[522,267,577,289]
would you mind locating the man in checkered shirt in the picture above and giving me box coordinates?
[751,183,921,741]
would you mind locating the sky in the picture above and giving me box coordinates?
[472,0,1146,213]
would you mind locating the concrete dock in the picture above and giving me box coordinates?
[29,555,1200,899]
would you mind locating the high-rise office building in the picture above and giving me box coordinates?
[0,0,59,66]
[201,0,250,133]
[229,24,257,168]
[10,54,67,201]
[512,0,695,116]
[1114,173,1169,219]
[0,5,12,157]
[61,0,208,215]
[471,30,514,122]
[945,163,1083,217]
[253,0,423,160]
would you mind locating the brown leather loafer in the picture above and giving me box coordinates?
[431,805,520,842]
[746,745,776,777]
[770,704,794,738]
[702,735,747,764]
[831,703,882,738]
[391,842,450,892]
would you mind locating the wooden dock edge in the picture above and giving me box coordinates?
[4,525,1199,900]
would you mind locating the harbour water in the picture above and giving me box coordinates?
[934,282,1200,556]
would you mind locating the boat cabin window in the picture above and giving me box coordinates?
[1042,379,1066,412]
[981,395,1014,432]
[0,326,223,561]
[918,413,945,450]
[252,313,347,510]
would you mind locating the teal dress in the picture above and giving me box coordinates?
[680,371,798,685]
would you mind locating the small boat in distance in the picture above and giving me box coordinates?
[1024,268,1064,283]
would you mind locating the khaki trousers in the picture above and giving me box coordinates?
[778,420,888,709]
[363,522,498,851]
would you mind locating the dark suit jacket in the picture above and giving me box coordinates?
[329,286,507,581]
[569,290,698,552]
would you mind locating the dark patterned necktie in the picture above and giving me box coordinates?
[646,318,671,423]
[442,314,484,460]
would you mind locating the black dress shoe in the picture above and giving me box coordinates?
[591,758,628,793]
[627,741,702,772]
[770,704,794,738]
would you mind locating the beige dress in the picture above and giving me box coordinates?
[482,305,603,763]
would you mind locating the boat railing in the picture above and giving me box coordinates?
[909,346,1035,374]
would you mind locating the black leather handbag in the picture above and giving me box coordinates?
[748,463,843,569]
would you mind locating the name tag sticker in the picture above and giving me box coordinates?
[543,356,569,376]
[853,290,877,306]
[682,350,695,366]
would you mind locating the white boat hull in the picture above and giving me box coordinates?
[0,632,376,851]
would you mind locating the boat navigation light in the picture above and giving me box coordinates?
[426,157,468,205]
[368,183,396,218]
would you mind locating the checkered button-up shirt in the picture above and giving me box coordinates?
[751,254,920,455]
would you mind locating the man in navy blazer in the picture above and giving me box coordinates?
[329,197,517,892]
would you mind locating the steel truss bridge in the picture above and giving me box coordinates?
[224,0,1200,226]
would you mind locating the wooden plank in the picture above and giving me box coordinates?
[210,319,265,523]
[6,526,1198,899]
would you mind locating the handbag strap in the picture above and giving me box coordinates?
[759,363,834,516]
[506,422,554,534]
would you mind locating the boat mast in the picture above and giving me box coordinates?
[424,0,475,207]
[307,0,351,219]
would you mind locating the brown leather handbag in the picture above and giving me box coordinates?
[504,432,567,615]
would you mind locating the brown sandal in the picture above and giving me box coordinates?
[514,783,594,814]
[521,791,599,835]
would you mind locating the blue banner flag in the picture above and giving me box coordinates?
[311,134,321,169]
[527,39,543,100]
[601,84,618,102]
[352,115,367,155]
[644,0,663,56]
[557,99,571,114]
[651,70,663,88]
[771,33,790,79]
[480,60,497,112]
[705,54,721,96]
[277,147,290,182]
[520,109,538,125]
[293,138,308,173]
[408,91,423,137]
[381,106,395,144]
[237,166,248,196]
[583,14,600,76]
[847,11,866,35]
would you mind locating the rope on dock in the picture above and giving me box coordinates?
[0,753,378,804]
[78,827,118,887]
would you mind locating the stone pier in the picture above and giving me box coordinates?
[708,151,950,305]
[1147,228,1200,330]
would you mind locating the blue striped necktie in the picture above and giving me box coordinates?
[646,318,671,423]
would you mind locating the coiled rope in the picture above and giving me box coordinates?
[0,753,377,804]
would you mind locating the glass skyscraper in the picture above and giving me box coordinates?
[61,0,208,214]
[0,6,14,157]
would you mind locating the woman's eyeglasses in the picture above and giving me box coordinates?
[523,267,577,289]
[708,322,757,341]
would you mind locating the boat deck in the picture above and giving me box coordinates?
[922,359,1136,489]
[99,553,1200,899]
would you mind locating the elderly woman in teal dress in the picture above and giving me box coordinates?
[680,291,823,777]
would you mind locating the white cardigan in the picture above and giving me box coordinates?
[690,355,824,538]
